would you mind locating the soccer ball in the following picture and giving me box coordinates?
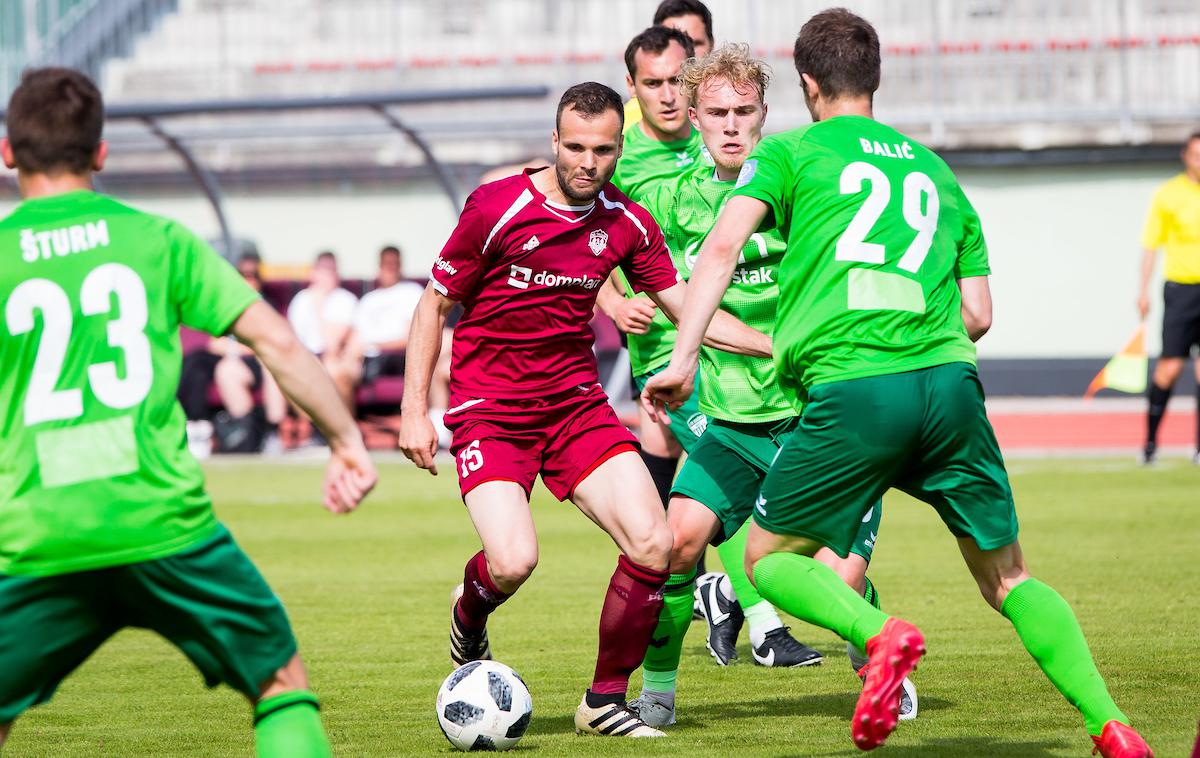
[436,660,533,751]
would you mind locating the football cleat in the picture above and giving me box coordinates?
[450,584,492,668]
[752,627,824,668]
[695,573,744,665]
[852,618,925,751]
[629,693,676,727]
[574,697,666,737]
[1090,721,1153,758]
[1140,443,1157,466]
[856,664,918,721]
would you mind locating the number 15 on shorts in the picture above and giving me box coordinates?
[459,440,484,478]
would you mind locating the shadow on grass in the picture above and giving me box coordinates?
[789,735,1072,757]
[527,693,954,736]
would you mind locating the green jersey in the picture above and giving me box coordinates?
[642,166,794,423]
[612,124,706,375]
[733,116,990,398]
[0,191,259,576]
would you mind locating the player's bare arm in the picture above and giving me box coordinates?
[230,300,376,513]
[647,281,771,357]
[642,195,768,423]
[958,276,993,342]
[597,275,656,335]
[399,283,456,474]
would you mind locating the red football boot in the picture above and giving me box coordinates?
[852,618,925,751]
[1090,721,1153,758]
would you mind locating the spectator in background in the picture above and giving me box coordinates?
[345,245,424,385]
[288,250,359,409]
[213,254,288,453]
[1138,131,1200,464]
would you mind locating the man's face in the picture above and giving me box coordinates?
[237,260,263,293]
[552,106,622,203]
[1183,138,1200,178]
[690,78,766,176]
[378,251,401,287]
[311,257,339,291]
[628,41,690,136]
[661,14,712,57]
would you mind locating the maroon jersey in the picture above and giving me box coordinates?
[431,169,680,399]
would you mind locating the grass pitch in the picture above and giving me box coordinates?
[6,457,1198,756]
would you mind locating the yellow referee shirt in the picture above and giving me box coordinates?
[1142,173,1200,283]
[623,98,642,134]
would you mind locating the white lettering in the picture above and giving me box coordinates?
[901,141,915,160]
[859,137,873,153]
[20,229,39,262]
[861,138,916,160]
[434,256,459,276]
[85,220,109,248]
[51,228,71,256]
[68,225,88,253]
[35,231,53,259]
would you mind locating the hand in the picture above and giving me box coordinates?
[640,364,695,425]
[1137,294,1150,320]
[399,410,440,475]
[610,297,658,335]
[322,441,377,514]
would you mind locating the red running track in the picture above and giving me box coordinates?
[990,410,1195,450]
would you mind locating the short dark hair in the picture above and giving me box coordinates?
[653,0,714,45]
[379,245,401,259]
[315,250,337,265]
[5,67,104,174]
[624,25,696,78]
[793,8,881,100]
[555,82,624,132]
[1187,131,1200,147]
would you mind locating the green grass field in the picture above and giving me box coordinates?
[5,457,1198,757]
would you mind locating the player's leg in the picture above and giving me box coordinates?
[117,527,331,758]
[958,538,1150,756]
[631,494,719,725]
[913,362,1150,756]
[452,480,539,665]
[215,353,256,417]
[1146,284,1192,462]
[567,450,671,736]
[638,402,682,506]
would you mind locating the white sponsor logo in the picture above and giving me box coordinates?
[434,256,459,276]
[522,235,540,252]
[21,221,110,263]
[730,266,774,285]
[675,150,695,168]
[736,159,758,188]
[756,648,776,666]
[588,229,609,256]
[506,264,602,291]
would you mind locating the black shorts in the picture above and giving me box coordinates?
[362,352,406,383]
[1161,282,1200,358]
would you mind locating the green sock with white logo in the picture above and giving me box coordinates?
[717,521,782,647]
[638,569,696,697]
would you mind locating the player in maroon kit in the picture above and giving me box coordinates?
[399,82,771,738]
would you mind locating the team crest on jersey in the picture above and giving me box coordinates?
[522,235,540,252]
[588,229,609,256]
[687,413,708,437]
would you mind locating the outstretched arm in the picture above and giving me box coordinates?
[647,282,770,357]
[640,195,769,421]
[399,284,458,474]
[231,301,377,513]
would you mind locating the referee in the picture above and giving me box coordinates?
[1138,131,1200,464]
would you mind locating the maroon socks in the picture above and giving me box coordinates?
[455,551,511,631]
[588,555,669,704]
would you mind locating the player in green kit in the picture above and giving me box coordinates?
[630,43,915,729]
[644,11,1152,757]
[0,68,378,757]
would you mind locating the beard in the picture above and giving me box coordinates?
[555,160,613,204]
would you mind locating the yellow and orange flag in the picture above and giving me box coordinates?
[1084,324,1148,400]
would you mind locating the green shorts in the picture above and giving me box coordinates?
[673,416,882,560]
[634,366,708,454]
[755,362,1018,558]
[0,525,297,724]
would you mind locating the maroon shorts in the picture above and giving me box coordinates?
[444,383,638,501]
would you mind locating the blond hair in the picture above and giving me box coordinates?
[680,43,771,106]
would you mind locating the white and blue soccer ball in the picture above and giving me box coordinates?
[436,660,533,751]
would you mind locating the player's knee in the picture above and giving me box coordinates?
[667,531,706,574]
[1154,358,1184,385]
[256,654,310,702]
[626,521,672,571]
[488,549,538,588]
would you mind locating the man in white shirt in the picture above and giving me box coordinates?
[287,251,359,408]
[350,245,424,383]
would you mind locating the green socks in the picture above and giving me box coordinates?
[1001,579,1128,735]
[639,569,698,695]
[716,521,762,609]
[254,690,332,758]
[753,552,889,652]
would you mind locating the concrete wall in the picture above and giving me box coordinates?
[0,160,1183,360]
